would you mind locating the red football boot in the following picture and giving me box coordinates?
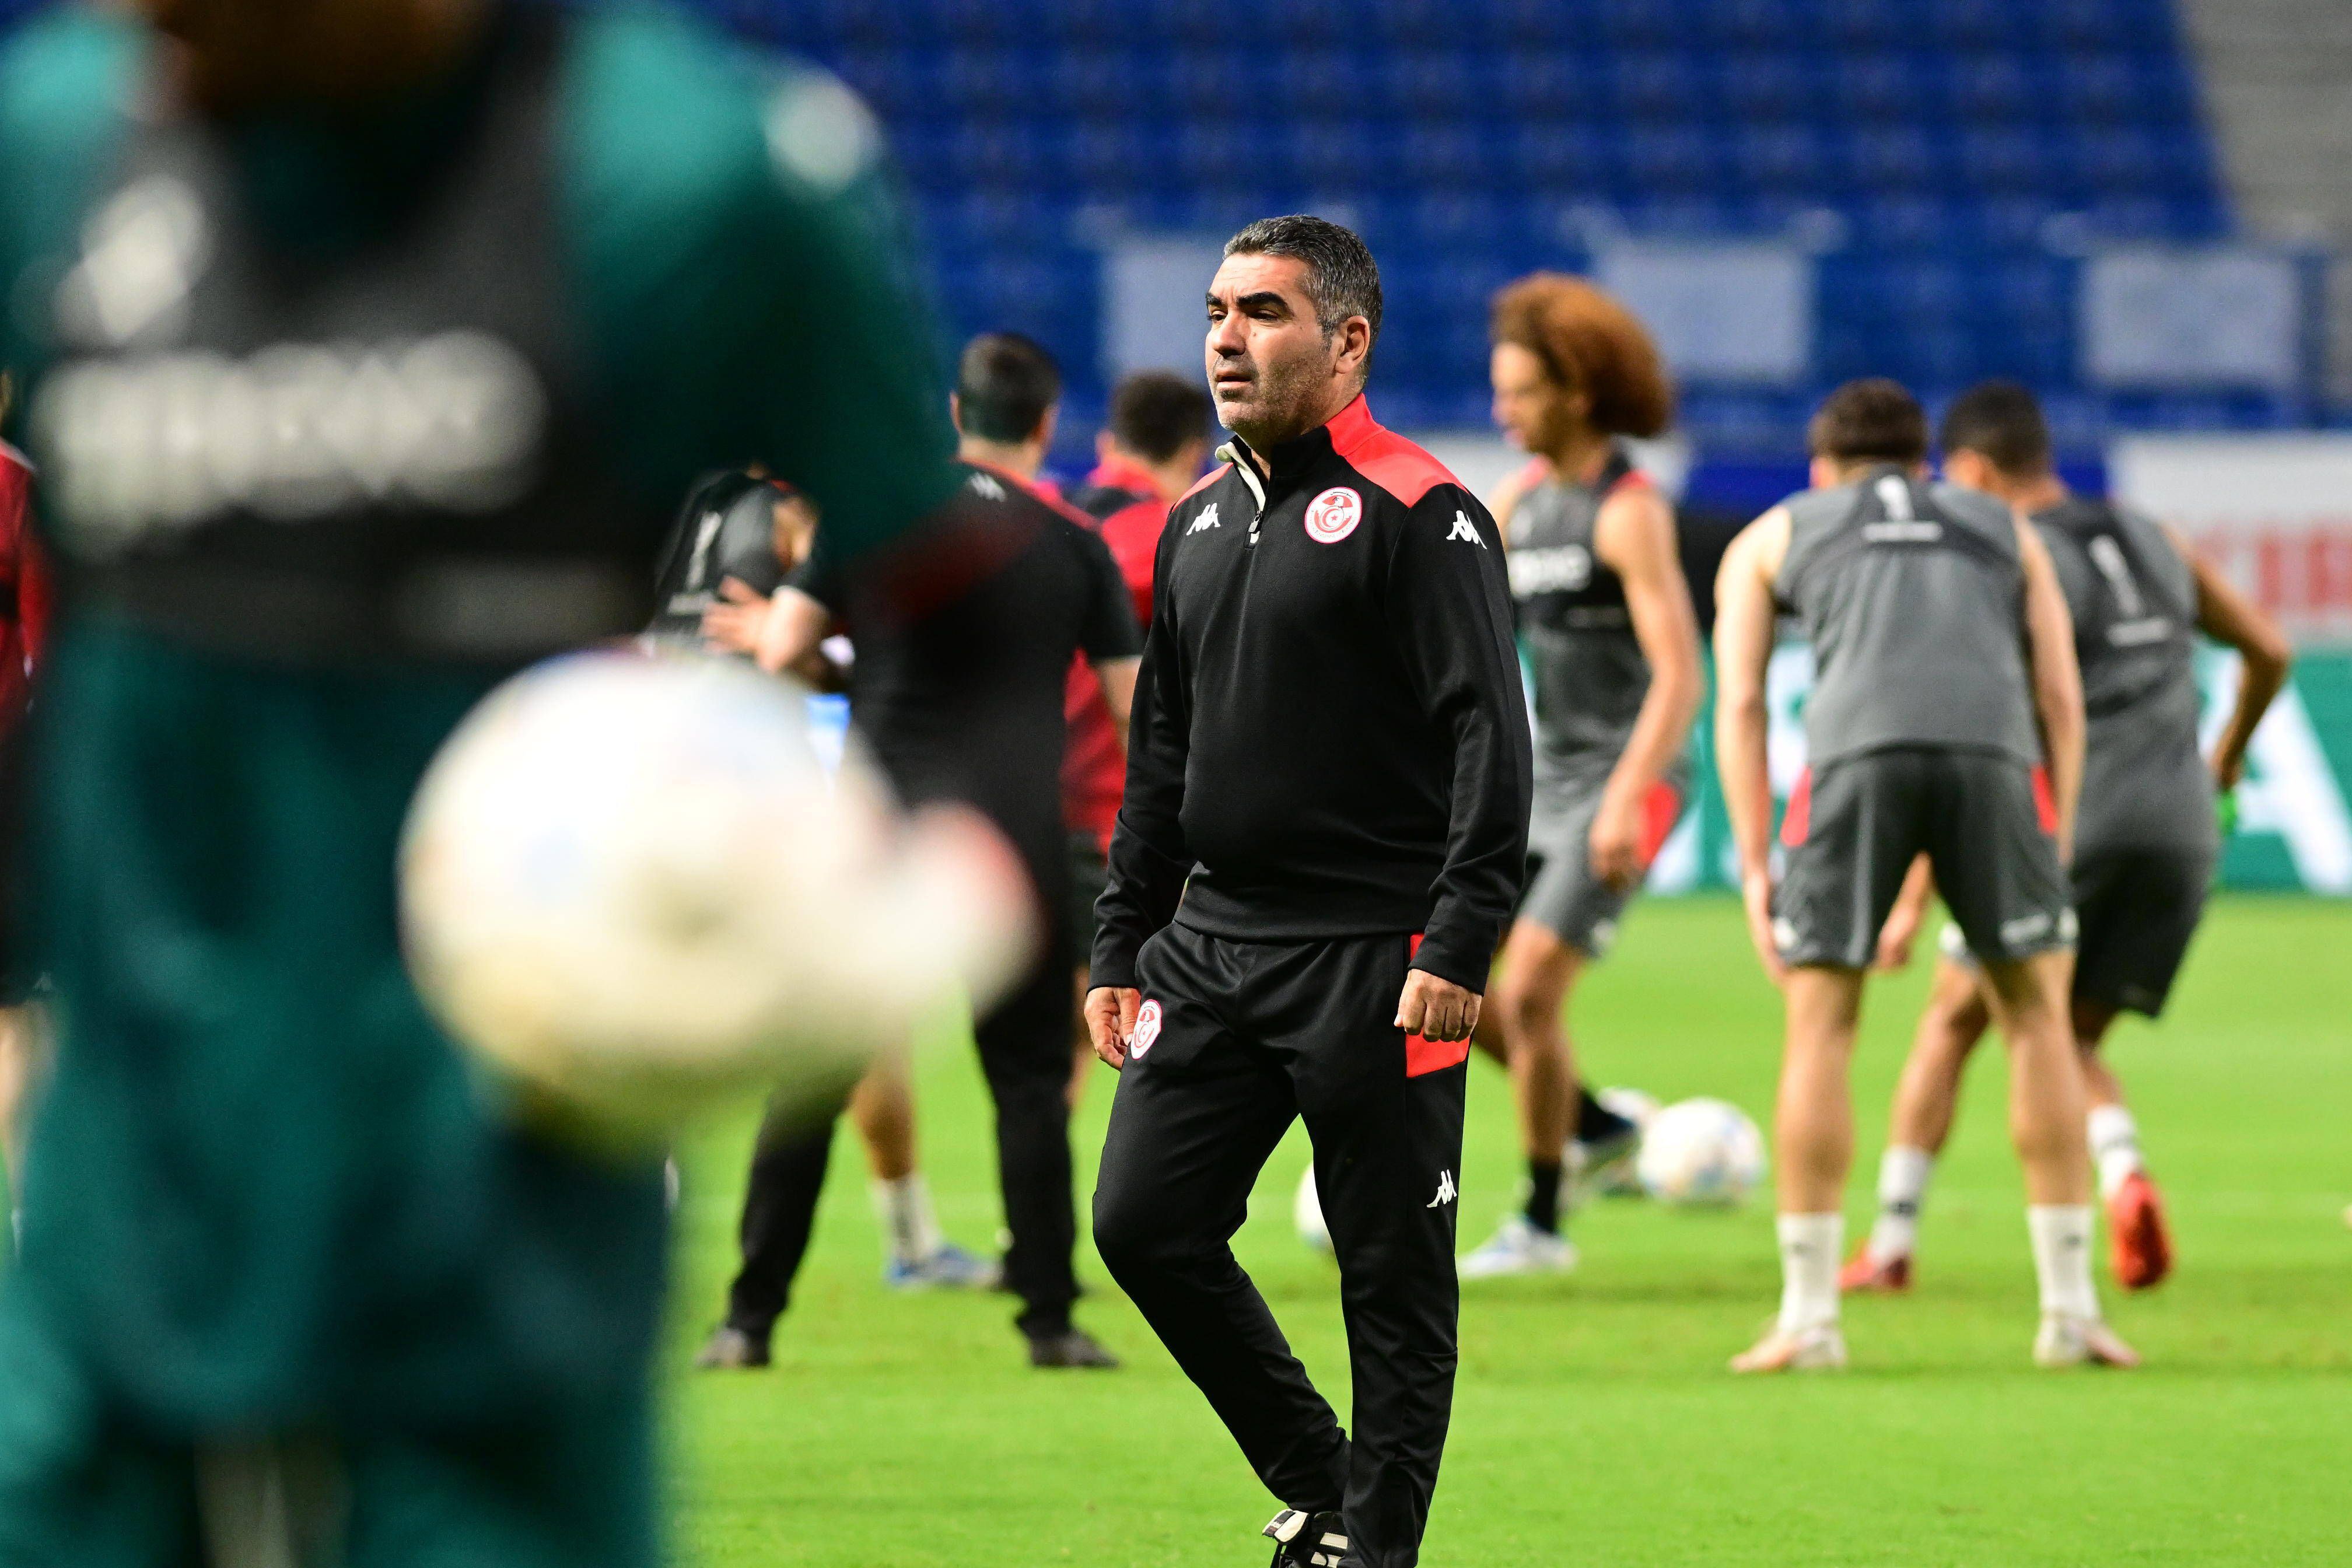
[2108,1171,2174,1290]
[1839,1245,1913,1294]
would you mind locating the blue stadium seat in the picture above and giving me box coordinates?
[1622,125,1723,195]
[1272,48,1377,118]
[1834,51,1938,123]
[1945,53,2042,122]
[1376,51,1494,117]
[1594,0,1693,48]
[1847,126,1949,190]
[1604,50,1712,121]
[1496,52,1599,120]
[1503,121,1619,192]
[1734,124,1840,197]
[1720,52,1828,122]
[1047,49,1171,118]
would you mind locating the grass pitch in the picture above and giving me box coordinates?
[667,895,2352,1567]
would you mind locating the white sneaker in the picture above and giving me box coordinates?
[2034,1313,2141,1368]
[1730,1321,1847,1373]
[1458,1214,1578,1279]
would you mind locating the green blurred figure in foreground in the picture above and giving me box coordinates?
[0,2,958,1562]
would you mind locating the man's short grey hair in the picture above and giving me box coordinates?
[1224,215,1382,349]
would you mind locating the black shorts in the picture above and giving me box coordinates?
[1776,747,2073,972]
[1943,841,2211,1017]
[1068,831,1109,969]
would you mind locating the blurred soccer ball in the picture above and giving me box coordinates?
[400,649,1034,1145]
[1636,1097,1768,1206]
[1295,1167,1331,1252]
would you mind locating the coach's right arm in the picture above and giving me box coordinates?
[1087,514,1193,1065]
[1385,488,1534,1035]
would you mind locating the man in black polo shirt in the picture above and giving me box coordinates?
[1087,216,1531,1568]
[696,337,1143,1372]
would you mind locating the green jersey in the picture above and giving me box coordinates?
[0,0,956,1458]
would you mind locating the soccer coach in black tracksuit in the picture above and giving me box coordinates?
[1086,216,1531,1568]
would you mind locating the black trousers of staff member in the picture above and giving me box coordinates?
[722,944,1080,1342]
[1093,923,1469,1568]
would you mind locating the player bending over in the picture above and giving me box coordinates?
[1714,379,2135,1372]
[1845,382,2289,1296]
[1459,275,1702,1278]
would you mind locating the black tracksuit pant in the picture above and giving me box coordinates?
[722,947,1080,1341]
[1092,923,1469,1568]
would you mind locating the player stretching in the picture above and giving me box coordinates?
[1715,380,2136,1371]
[1845,382,2290,1294]
[1460,275,1702,1278]
[1090,216,1530,1568]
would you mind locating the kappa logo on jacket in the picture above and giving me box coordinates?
[1303,487,1361,544]
[1447,511,1486,548]
[1187,503,1220,534]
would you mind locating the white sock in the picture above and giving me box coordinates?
[870,1174,943,1265]
[2087,1105,2144,1200]
[2027,1205,2099,1321]
[1776,1212,1843,1333]
[1868,1145,1934,1262]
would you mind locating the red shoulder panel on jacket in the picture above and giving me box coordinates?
[1176,463,1231,505]
[1326,396,1462,508]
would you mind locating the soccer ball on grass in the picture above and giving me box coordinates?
[1635,1097,1768,1206]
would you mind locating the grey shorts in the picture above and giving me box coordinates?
[1518,774,1685,958]
[1069,830,1110,967]
[1776,747,2073,972]
[1942,839,2212,1016]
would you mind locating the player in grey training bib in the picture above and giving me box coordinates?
[1461,276,1703,1279]
[1716,378,2139,1375]
[1849,382,2290,1300]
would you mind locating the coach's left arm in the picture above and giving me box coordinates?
[1384,488,1534,1013]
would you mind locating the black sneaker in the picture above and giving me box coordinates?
[693,1325,771,1370]
[1026,1326,1119,1369]
[1569,1101,1644,1201]
[1263,1508,1349,1567]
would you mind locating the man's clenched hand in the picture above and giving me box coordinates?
[1395,969,1479,1043]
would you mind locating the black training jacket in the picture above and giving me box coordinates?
[1091,394,1532,994]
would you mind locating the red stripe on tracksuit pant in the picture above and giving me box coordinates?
[1092,922,1467,1568]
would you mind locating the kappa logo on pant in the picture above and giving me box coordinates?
[1427,1170,1457,1208]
